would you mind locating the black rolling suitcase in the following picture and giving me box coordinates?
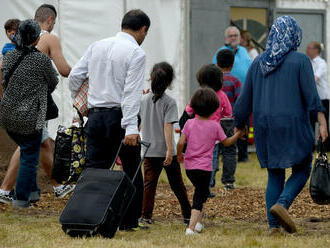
[59,140,150,238]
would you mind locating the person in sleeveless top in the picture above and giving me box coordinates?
[0,4,73,205]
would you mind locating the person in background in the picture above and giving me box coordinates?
[139,62,191,225]
[234,16,328,235]
[212,26,251,84]
[215,49,243,190]
[0,19,58,208]
[69,9,150,231]
[240,30,259,61]
[212,26,251,163]
[2,19,20,56]
[0,19,20,100]
[177,87,243,235]
[185,64,232,196]
[306,41,330,149]
[0,4,73,205]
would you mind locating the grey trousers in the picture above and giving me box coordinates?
[209,118,237,186]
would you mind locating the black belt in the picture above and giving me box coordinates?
[89,107,121,113]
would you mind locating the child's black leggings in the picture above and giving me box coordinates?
[186,169,212,211]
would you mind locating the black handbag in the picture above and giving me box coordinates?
[309,138,330,205]
[46,93,59,120]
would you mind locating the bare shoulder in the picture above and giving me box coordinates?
[38,33,60,55]
[41,33,60,46]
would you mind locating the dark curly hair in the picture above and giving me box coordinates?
[190,87,219,118]
[196,64,223,92]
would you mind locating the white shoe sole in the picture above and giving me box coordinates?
[56,185,76,199]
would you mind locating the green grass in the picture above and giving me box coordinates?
[1,153,330,248]
[0,212,330,248]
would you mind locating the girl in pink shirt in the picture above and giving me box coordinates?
[185,64,232,122]
[177,87,242,236]
[185,64,233,195]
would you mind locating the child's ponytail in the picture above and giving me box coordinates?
[150,62,174,103]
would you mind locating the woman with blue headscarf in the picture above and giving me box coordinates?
[234,16,328,234]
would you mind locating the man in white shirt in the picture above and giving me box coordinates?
[69,9,150,231]
[307,41,330,148]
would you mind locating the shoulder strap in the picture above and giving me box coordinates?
[4,49,30,84]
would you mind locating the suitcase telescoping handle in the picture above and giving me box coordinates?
[110,140,151,183]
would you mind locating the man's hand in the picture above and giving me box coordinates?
[124,134,140,146]
[163,150,173,167]
[318,123,328,142]
[317,112,329,142]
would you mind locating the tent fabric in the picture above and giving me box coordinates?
[0,0,187,139]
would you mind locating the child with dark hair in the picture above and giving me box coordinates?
[185,64,233,195]
[216,49,242,108]
[1,18,20,102]
[215,49,243,189]
[217,51,248,163]
[2,19,20,55]
[177,87,243,235]
[139,62,191,225]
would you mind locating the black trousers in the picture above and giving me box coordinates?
[85,107,143,229]
[186,170,211,211]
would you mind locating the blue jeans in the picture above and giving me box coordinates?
[210,144,220,188]
[7,131,42,203]
[266,155,312,228]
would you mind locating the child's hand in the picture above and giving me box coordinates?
[234,127,247,139]
[143,88,151,95]
[177,153,184,163]
[163,150,173,166]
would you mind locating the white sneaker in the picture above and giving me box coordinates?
[185,228,197,236]
[54,184,76,198]
[195,222,204,233]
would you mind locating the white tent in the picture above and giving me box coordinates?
[0,0,189,139]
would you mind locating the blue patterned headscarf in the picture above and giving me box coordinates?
[259,16,302,75]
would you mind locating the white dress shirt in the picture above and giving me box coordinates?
[311,56,330,100]
[248,48,259,61]
[69,32,146,135]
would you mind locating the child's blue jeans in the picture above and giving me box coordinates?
[266,155,312,228]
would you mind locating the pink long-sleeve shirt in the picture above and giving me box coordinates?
[186,90,232,122]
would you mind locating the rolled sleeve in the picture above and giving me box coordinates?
[121,49,146,135]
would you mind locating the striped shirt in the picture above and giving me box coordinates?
[222,72,242,108]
